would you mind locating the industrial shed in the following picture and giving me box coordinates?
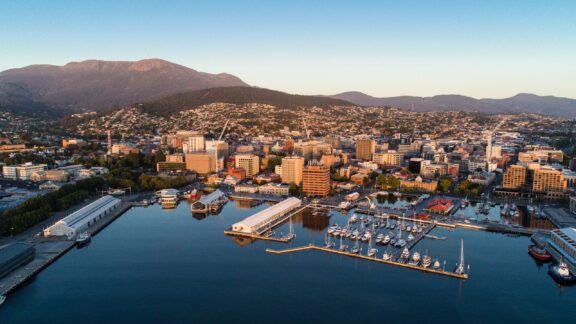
[43,195,121,237]
[232,197,301,235]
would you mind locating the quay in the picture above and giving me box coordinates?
[266,244,468,280]
[229,193,285,203]
[0,201,133,296]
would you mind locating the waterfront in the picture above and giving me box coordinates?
[1,200,575,323]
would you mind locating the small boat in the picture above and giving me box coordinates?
[382,235,391,245]
[76,232,91,247]
[375,233,384,244]
[433,259,441,270]
[548,262,576,286]
[327,224,338,235]
[406,225,412,233]
[528,245,552,262]
[350,214,358,223]
[368,248,378,257]
[408,251,421,266]
[411,226,418,234]
[422,254,432,268]
[400,247,410,260]
[382,250,392,261]
[407,233,415,242]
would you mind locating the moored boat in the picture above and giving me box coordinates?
[548,262,576,286]
[528,245,552,262]
[422,254,432,268]
[76,232,91,247]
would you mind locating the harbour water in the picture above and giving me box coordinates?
[1,199,575,323]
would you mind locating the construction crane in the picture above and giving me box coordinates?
[218,119,229,141]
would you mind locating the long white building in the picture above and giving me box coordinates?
[43,195,121,237]
[232,197,301,235]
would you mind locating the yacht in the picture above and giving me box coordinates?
[351,241,360,254]
[406,225,412,233]
[395,239,407,248]
[339,236,348,252]
[382,234,391,245]
[375,233,384,244]
[433,259,441,270]
[323,234,335,249]
[327,225,337,235]
[349,214,358,223]
[382,250,393,261]
[411,225,418,234]
[361,231,372,243]
[400,247,410,260]
[407,233,415,242]
[368,248,378,258]
[409,251,421,266]
[548,262,576,285]
[422,253,432,268]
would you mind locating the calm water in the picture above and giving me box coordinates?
[1,199,575,323]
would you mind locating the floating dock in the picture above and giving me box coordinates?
[266,244,468,280]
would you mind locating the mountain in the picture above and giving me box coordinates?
[0,59,248,111]
[330,91,576,117]
[141,86,354,116]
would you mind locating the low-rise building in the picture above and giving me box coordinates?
[399,176,438,192]
[258,183,290,196]
[2,162,47,180]
[235,183,259,194]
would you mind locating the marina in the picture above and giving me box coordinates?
[1,200,575,322]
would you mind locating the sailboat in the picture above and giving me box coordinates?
[351,240,360,254]
[285,217,295,240]
[339,234,348,252]
[454,240,466,275]
[323,233,334,249]
[382,249,393,261]
[367,237,378,257]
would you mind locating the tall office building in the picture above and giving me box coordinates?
[183,134,205,153]
[185,152,216,174]
[280,156,304,185]
[502,164,527,190]
[302,163,331,197]
[206,140,229,171]
[533,167,567,194]
[235,154,260,178]
[356,138,376,161]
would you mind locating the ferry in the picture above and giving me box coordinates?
[548,262,576,286]
[157,189,179,209]
[76,232,91,247]
[528,245,552,262]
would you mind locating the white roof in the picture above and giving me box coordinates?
[62,195,121,229]
[236,197,301,229]
[198,189,225,204]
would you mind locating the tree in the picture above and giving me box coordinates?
[438,176,453,193]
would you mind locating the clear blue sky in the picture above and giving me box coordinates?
[1,0,575,98]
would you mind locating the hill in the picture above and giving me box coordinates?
[140,86,354,116]
[330,92,576,117]
[0,59,248,111]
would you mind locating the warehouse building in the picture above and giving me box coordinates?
[231,197,301,235]
[43,195,121,237]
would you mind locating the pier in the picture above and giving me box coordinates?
[0,201,133,296]
[266,244,468,280]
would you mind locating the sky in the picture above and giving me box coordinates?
[1,0,575,98]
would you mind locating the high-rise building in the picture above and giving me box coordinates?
[502,164,527,190]
[533,167,567,194]
[302,163,331,197]
[280,156,304,185]
[183,135,205,153]
[206,140,229,171]
[185,153,216,174]
[235,154,260,178]
[356,138,376,161]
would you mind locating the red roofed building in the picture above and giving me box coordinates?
[423,199,454,215]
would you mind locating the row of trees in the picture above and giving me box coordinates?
[138,175,189,191]
[0,177,106,236]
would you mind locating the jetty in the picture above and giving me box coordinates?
[266,244,468,280]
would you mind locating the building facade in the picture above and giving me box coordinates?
[302,164,331,197]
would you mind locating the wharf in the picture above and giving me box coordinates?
[229,194,285,203]
[0,201,133,296]
[266,244,468,280]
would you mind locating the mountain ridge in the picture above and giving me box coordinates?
[330,91,576,116]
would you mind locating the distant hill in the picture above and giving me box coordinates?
[0,59,248,111]
[141,86,354,116]
[330,91,576,117]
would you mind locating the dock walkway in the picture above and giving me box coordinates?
[266,244,468,280]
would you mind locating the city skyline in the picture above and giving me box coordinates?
[1,0,576,98]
